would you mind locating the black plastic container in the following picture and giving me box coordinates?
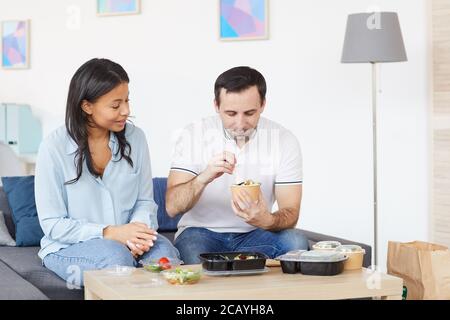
[277,250,347,276]
[276,250,305,274]
[199,252,268,271]
[299,260,345,276]
[280,261,301,274]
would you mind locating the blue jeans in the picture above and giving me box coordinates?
[43,235,179,288]
[174,227,309,264]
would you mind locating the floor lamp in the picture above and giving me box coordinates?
[341,12,407,267]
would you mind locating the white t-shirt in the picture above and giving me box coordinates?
[171,115,303,238]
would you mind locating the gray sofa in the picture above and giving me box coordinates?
[0,184,371,300]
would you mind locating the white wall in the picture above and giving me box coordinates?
[0,0,430,270]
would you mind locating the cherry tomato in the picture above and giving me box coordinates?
[158,257,171,270]
[160,264,171,270]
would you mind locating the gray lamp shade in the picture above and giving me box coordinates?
[341,12,407,63]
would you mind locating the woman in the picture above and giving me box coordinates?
[35,58,179,287]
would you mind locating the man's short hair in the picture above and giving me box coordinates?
[214,66,267,106]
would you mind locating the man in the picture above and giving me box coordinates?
[166,66,308,264]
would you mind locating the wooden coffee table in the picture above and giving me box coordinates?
[84,265,403,300]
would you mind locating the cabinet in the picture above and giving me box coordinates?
[0,105,5,143]
[0,103,42,158]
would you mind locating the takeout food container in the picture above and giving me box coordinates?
[298,250,347,276]
[139,257,183,273]
[276,250,306,274]
[199,252,268,271]
[276,250,347,276]
[312,241,341,251]
[105,265,135,276]
[230,180,261,201]
[336,245,365,270]
[161,268,201,285]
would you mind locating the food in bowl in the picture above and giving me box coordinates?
[199,252,268,271]
[140,256,182,273]
[336,245,366,270]
[238,180,259,186]
[161,268,201,285]
[234,253,257,260]
[230,180,261,201]
[312,241,342,251]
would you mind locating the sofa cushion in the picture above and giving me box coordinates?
[0,176,180,240]
[0,186,15,238]
[0,246,83,300]
[0,260,48,300]
[153,177,181,232]
[0,211,15,246]
[158,231,175,243]
[1,176,44,246]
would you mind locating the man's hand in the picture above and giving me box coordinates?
[197,151,236,185]
[103,222,158,257]
[231,190,274,229]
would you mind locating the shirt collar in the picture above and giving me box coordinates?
[221,124,258,144]
[109,131,119,159]
[66,130,118,157]
[65,133,78,155]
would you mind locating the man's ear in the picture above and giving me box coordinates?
[81,100,93,115]
[260,99,266,113]
[214,99,220,113]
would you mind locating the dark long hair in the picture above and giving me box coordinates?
[65,58,133,184]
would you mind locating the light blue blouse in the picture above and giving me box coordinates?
[35,124,158,259]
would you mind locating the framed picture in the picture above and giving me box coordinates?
[219,0,268,41]
[1,20,30,69]
[97,0,141,17]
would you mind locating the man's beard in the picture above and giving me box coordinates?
[225,128,256,140]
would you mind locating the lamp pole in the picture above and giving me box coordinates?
[371,62,378,268]
[341,12,407,269]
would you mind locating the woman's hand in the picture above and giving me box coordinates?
[126,240,148,258]
[103,222,158,257]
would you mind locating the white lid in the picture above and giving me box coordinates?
[298,250,347,262]
[139,257,183,266]
[275,250,307,261]
[336,245,365,254]
[105,265,134,276]
[312,241,342,250]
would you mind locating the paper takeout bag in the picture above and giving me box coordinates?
[387,241,450,300]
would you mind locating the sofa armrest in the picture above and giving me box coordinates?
[300,229,372,267]
[0,260,48,300]
[0,186,15,238]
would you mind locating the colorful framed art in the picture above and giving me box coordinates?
[219,0,268,41]
[1,20,30,69]
[97,0,141,17]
